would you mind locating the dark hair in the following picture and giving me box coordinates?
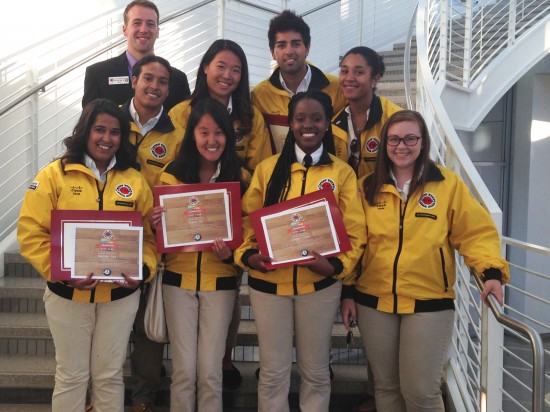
[132,55,172,80]
[123,0,159,25]
[59,99,137,172]
[268,10,311,50]
[364,110,432,206]
[191,39,253,135]
[264,90,334,206]
[341,46,386,78]
[171,98,246,192]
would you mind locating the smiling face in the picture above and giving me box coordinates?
[386,120,423,176]
[86,113,122,173]
[194,113,227,166]
[123,5,159,58]
[290,98,328,154]
[204,50,242,106]
[271,30,309,78]
[132,61,170,112]
[339,53,380,102]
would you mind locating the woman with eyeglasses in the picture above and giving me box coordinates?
[340,110,510,412]
[332,46,402,178]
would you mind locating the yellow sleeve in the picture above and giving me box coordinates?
[134,175,159,282]
[244,106,273,171]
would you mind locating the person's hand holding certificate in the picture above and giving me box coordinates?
[249,188,351,269]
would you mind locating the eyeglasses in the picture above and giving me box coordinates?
[386,135,421,146]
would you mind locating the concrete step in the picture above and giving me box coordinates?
[0,357,370,411]
[0,313,363,350]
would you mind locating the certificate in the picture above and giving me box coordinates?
[72,225,143,281]
[249,188,352,269]
[263,113,289,154]
[50,210,142,281]
[154,182,242,252]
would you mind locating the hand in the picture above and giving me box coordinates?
[481,279,503,306]
[65,272,99,291]
[147,206,166,229]
[212,238,232,261]
[297,251,334,277]
[248,253,272,273]
[340,298,357,331]
[114,273,141,289]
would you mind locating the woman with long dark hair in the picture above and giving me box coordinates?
[341,110,509,412]
[236,90,365,412]
[150,98,249,411]
[18,99,158,411]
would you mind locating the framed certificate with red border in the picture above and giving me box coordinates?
[51,210,142,281]
[249,188,351,269]
[154,182,242,253]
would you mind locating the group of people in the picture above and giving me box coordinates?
[16,1,510,412]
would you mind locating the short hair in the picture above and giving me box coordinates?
[132,55,172,81]
[264,91,335,206]
[170,98,245,191]
[191,39,253,134]
[123,0,159,25]
[59,99,137,172]
[342,46,386,78]
[268,10,311,50]
[364,110,432,206]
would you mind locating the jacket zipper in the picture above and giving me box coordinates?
[439,247,449,292]
[392,199,408,313]
[196,252,202,291]
[293,166,310,295]
[95,180,105,210]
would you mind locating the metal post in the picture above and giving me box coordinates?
[217,0,225,39]
[462,0,472,87]
[508,0,517,47]
[439,0,449,83]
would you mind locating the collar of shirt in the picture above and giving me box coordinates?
[126,51,139,78]
[280,64,312,96]
[84,153,117,184]
[295,143,323,166]
[344,106,370,157]
[389,168,411,201]
[226,95,233,115]
[209,162,222,183]
[129,98,163,136]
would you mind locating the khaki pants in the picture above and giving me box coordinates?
[44,287,140,412]
[357,306,455,412]
[162,285,235,412]
[250,281,342,412]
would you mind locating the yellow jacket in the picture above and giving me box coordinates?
[356,163,510,314]
[251,63,346,153]
[235,150,366,296]
[159,163,251,291]
[168,100,272,171]
[17,160,158,303]
[332,95,402,178]
[122,101,185,189]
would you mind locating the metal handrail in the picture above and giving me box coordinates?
[0,0,215,119]
[404,2,418,110]
[471,270,546,412]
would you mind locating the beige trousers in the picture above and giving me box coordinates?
[44,287,140,412]
[250,281,342,412]
[162,285,235,412]
[357,305,455,412]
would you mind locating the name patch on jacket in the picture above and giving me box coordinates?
[28,181,39,190]
[418,192,436,209]
[415,212,437,220]
[115,200,135,208]
[115,184,134,198]
[108,76,129,85]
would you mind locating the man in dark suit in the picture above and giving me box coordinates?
[82,0,190,111]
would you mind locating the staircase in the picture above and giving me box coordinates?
[0,251,370,411]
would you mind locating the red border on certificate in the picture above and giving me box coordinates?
[154,182,242,253]
[249,188,352,269]
[51,210,142,281]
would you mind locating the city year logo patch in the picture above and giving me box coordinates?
[318,178,336,191]
[116,184,133,199]
[151,143,168,159]
[419,192,437,209]
[365,137,380,154]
